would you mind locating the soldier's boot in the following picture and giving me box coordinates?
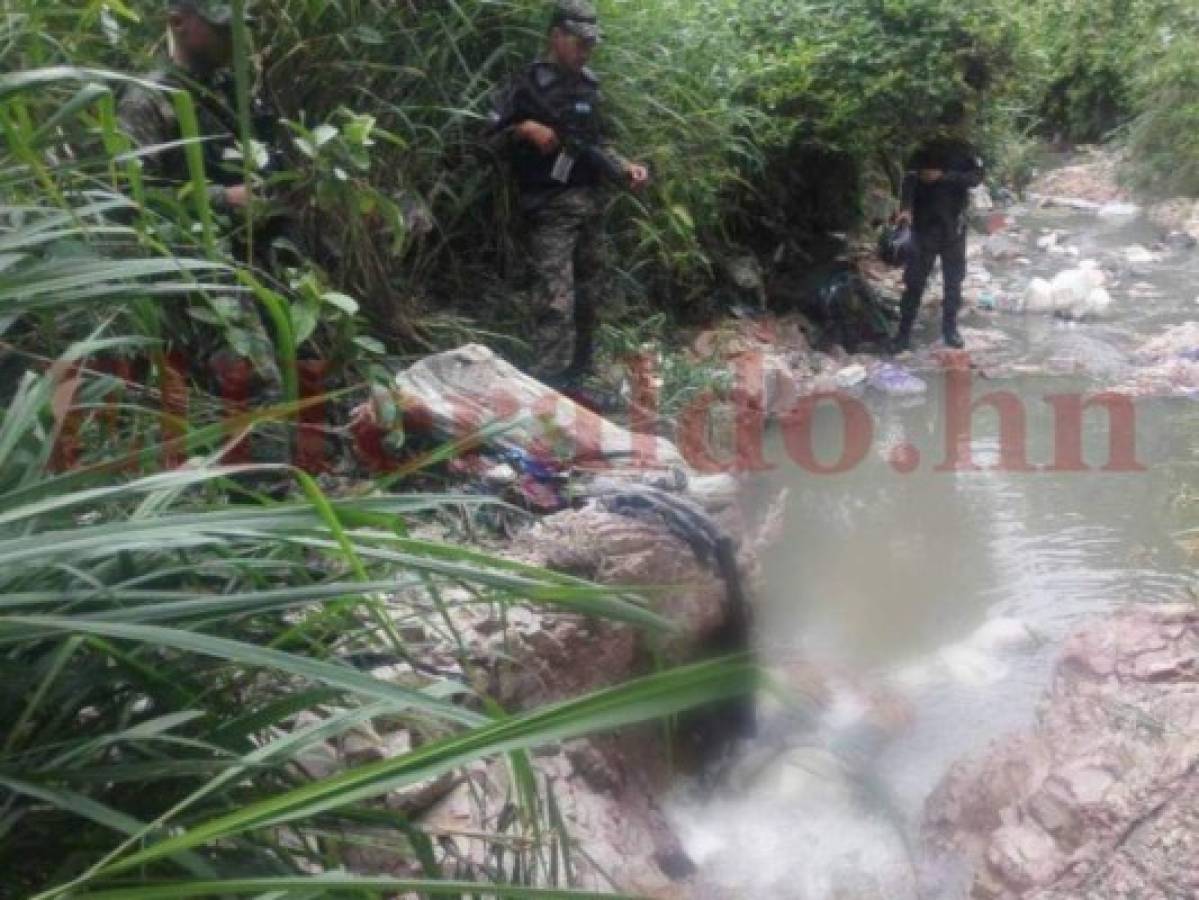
[532,304,576,384]
[548,319,623,412]
[942,287,965,349]
[562,314,596,382]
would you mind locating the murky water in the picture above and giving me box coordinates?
[672,202,1199,898]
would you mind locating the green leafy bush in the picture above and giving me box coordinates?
[1124,8,1199,195]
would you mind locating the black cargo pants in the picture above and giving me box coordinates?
[900,225,968,331]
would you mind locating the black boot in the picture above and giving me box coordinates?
[942,293,965,349]
[890,297,919,354]
[568,295,597,380]
[562,347,594,383]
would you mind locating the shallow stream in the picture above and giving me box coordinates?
[670,198,1199,898]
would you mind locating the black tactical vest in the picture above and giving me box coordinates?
[495,61,616,193]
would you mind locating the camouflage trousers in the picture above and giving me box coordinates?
[522,188,607,380]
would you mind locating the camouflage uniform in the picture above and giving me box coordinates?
[521,188,608,378]
[491,1,629,380]
[118,64,261,211]
[117,1,283,391]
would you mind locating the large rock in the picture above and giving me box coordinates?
[923,604,1199,898]
[390,343,685,469]
[1135,321,1199,363]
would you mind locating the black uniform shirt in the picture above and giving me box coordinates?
[491,60,625,194]
[900,137,985,239]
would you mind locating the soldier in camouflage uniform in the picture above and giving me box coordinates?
[118,0,286,392]
[491,0,649,385]
[118,0,267,213]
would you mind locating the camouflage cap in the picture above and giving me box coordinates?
[167,0,245,27]
[551,0,602,44]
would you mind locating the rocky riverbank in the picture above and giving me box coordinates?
[325,147,1198,897]
[923,603,1199,899]
[913,148,1199,899]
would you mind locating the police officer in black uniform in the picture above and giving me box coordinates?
[893,101,985,352]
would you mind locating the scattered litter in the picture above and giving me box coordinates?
[483,462,518,487]
[833,364,869,390]
[1040,196,1101,212]
[982,234,1021,261]
[499,446,563,484]
[970,185,994,211]
[1023,277,1053,313]
[1080,287,1114,318]
[868,363,927,396]
[1097,201,1141,219]
[1022,262,1112,319]
[1122,245,1158,265]
[1053,262,1110,318]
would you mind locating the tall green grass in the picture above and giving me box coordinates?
[1028,0,1199,197]
[0,19,755,895]
[2,0,1073,350]
[0,265,755,893]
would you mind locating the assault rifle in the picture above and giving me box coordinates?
[488,85,625,184]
